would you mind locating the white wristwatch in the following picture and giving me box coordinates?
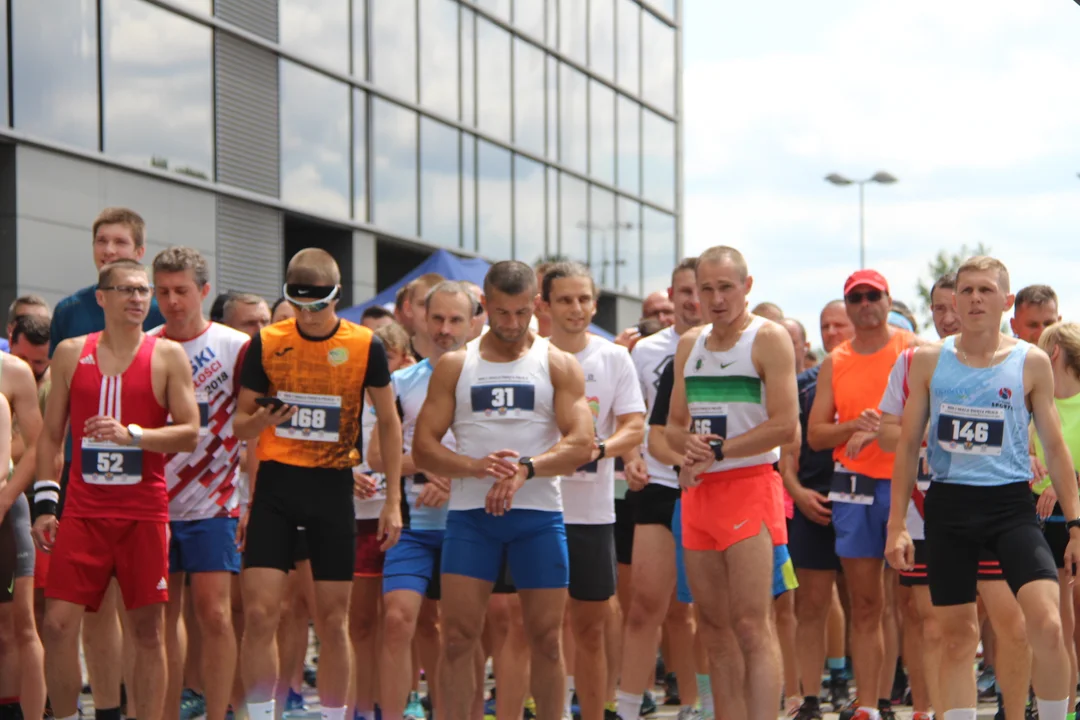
[127,424,144,447]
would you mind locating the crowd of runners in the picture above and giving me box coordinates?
[2,206,1080,720]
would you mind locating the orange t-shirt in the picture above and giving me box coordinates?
[831,330,915,479]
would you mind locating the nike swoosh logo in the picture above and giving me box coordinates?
[274,347,294,357]
[720,361,736,369]
[733,520,748,530]
[6,575,13,595]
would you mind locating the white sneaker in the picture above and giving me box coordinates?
[676,708,702,720]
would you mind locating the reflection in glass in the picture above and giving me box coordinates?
[462,134,477,250]
[280,0,348,71]
[477,141,512,259]
[642,207,676,296]
[420,118,460,248]
[353,90,368,221]
[589,0,615,80]
[641,11,674,114]
[616,197,642,296]
[420,0,458,120]
[642,110,674,209]
[353,0,366,79]
[559,64,587,175]
[372,98,418,237]
[545,54,558,161]
[514,0,544,40]
[371,0,416,102]
[13,0,99,150]
[461,8,475,126]
[616,96,640,195]
[475,0,510,22]
[280,60,349,217]
[477,17,511,142]
[547,168,558,259]
[559,0,586,65]
[514,39,545,157]
[514,156,546,265]
[590,82,615,186]
[559,174,588,266]
[589,186,617,290]
[616,0,639,96]
[103,0,213,179]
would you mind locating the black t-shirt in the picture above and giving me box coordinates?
[796,365,833,492]
[649,361,675,427]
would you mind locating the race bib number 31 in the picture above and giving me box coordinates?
[936,404,1005,456]
[81,440,143,485]
[275,392,343,442]
[471,384,536,414]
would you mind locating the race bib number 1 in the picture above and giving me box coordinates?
[828,468,876,505]
[936,404,1005,456]
[81,440,143,485]
[275,392,343,442]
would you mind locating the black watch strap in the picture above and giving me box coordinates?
[597,441,606,460]
[1067,518,1080,532]
[520,456,536,480]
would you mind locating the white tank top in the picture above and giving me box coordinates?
[451,335,562,512]
[683,316,779,473]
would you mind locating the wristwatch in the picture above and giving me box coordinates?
[127,424,144,447]
[519,456,536,480]
[1066,518,1080,533]
[596,441,606,460]
[709,438,725,462]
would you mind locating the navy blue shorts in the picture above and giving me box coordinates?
[832,478,891,560]
[442,509,568,590]
[169,517,241,574]
[383,529,443,599]
[788,507,842,572]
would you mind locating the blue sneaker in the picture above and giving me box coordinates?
[283,688,307,714]
[404,693,426,720]
[179,689,207,720]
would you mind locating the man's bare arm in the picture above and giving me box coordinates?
[144,342,200,453]
[33,341,78,513]
[888,350,936,529]
[664,329,703,455]
[413,352,480,478]
[529,348,594,477]
[721,324,800,458]
[807,356,860,451]
[648,424,683,467]
[1,356,43,500]
[877,414,902,453]
[605,412,645,460]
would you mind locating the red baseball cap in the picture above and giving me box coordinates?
[843,269,889,296]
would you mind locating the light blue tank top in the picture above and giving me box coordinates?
[393,360,451,531]
[927,336,1031,486]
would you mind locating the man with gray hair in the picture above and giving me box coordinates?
[223,293,272,338]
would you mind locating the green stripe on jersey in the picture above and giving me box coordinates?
[686,375,762,404]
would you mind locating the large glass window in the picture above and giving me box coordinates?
[371,0,416,103]
[641,11,674,114]
[654,0,676,21]
[477,141,512,258]
[545,55,558,161]
[514,0,544,40]
[642,109,674,209]
[462,134,477,250]
[514,155,546,264]
[514,39,545,157]
[280,0,348,71]
[372,98,418,237]
[589,0,615,81]
[590,82,615,186]
[461,8,475,126]
[616,197,642,296]
[589,186,617,290]
[615,0,639,96]
[169,0,210,13]
[477,17,511,142]
[475,0,510,22]
[419,0,458,120]
[559,174,588,265]
[642,207,676,295]
[547,168,558,258]
[558,64,587,175]
[616,95,640,195]
[280,61,349,217]
[352,0,366,78]
[13,0,99,150]
[559,0,587,65]
[420,118,460,248]
[103,0,213,180]
[353,90,368,221]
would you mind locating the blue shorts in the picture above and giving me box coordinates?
[442,509,568,590]
[383,529,444,598]
[676,499,798,601]
[832,477,891,559]
[168,517,241,574]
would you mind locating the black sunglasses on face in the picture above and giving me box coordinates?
[845,290,883,304]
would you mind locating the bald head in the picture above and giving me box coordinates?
[641,291,675,327]
[286,248,341,286]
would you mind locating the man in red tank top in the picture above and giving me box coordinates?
[31,259,200,720]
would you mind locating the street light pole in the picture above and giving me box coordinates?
[825,171,898,269]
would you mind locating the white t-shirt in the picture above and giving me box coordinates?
[354,399,387,520]
[631,326,680,488]
[879,348,930,540]
[562,336,645,524]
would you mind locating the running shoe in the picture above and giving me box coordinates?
[180,688,207,720]
[793,698,823,720]
[663,674,680,706]
[675,708,701,720]
[640,691,658,716]
[404,692,426,720]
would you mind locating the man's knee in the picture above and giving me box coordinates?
[131,609,166,649]
[848,585,884,627]
[383,602,417,647]
[940,616,980,659]
[244,599,282,638]
[195,598,233,639]
[732,611,772,651]
[571,615,605,654]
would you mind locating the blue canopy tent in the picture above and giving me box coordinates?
[339,249,614,340]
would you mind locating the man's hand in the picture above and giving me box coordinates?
[1037,487,1058,520]
[472,450,520,480]
[855,409,881,433]
[353,470,379,500]
[614,327,641,349]
[83,415,135,445]
[235,509,250,551]
[485,465,526,517]
[885,524,915,572]
[1065,533,1080,585]
[248,404,299,433]
[624,457,648,491]
[416,482,450,509]
[678,454,712,490]
[378,502,403,551]
[845,431,877,460]
[32,515,58,553]
[793,486,832,526]
[685,433,721,466]
[1031,454,1049,486]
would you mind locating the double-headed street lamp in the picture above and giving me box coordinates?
[825,171,898,269]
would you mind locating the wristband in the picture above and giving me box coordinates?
[33,479,61,517]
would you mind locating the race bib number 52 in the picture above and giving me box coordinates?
[81,440,143,485]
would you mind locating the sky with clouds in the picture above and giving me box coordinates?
[681,0,1080,344]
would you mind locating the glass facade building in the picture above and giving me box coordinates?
[0,0,681,322]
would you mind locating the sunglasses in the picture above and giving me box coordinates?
[845,289,884,304]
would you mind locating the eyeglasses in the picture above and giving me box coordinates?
[101,284,153,299]
[845,289,883,304]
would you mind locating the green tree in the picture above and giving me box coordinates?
[915,243,990,325]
